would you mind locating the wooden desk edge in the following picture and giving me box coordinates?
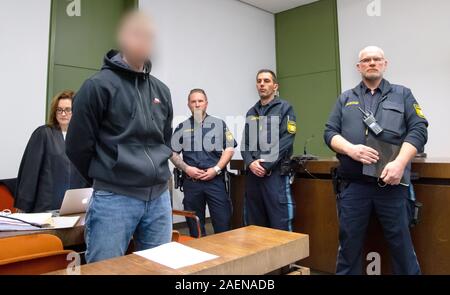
[46,226,309,275]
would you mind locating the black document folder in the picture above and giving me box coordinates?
[363,135,410,184]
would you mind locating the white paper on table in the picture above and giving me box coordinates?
[52,216,80,229]
[133,242,219,269]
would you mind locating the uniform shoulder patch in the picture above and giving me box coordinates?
[287,120,297,134]
[413,104,426,119]
[225,130,234,142]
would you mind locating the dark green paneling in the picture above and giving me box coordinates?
[53,65,98,95]
[276,0,339,78]
[47,0,138,109]
[279,71,339,156]
[275,0,341,156]
[53,0,125,70]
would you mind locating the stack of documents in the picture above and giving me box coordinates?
[0,213,53,231]
[0,213,80,232]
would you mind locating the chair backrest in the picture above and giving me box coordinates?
[0,234,73,275]
[172,209,202,239]
[0,234,64,261]
[0,251,73,275]
[172,230,181,242]
[0,184,15,212]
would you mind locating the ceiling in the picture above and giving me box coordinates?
[238,0,319,14]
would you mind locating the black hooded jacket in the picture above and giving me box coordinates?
[66,50,174,201]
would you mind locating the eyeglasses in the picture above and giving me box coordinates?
[359,57,385,64]
[56,108,72,115]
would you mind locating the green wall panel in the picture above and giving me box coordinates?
[47,0,137,110]
[53,0,126,70]
[276,0,339,79]
[275,0,341,156]
[52,65,98,98]
[279,70,339,156]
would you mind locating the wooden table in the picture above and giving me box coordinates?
[46,226,309,275]
[230,158,450,275]
[0,214,85,248]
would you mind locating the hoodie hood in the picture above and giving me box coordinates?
[102,49,152,76]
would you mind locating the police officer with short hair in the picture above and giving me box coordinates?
[324,46,428,275]
[171,89,237,237]
[241,70,297,231]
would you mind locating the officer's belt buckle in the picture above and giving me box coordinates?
[377,178,387,188]
[183,174,197,182]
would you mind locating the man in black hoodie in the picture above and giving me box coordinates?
[66,11,174,263]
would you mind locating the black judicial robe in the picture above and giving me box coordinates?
[15,126,88,213]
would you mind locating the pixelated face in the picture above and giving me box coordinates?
[118,15,155,64]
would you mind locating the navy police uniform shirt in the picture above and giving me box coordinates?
[362,79,384,113]
[241,97,297,172]
[324,79,429,178]
[172,114,238,169]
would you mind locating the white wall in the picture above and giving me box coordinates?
[337,0,450,157]
[0,0,51,180]
[139,0,276,217]
[139,0,276,129]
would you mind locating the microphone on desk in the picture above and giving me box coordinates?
[288,135,318,180]
[300,135,318,161]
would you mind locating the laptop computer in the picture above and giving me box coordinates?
[58,188,93,216]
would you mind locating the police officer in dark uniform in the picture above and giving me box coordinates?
[171,89,237,237]
[241,69,297,231]
[324,46,428,275]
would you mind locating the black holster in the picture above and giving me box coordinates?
[407,184,423,228]
[173,168,185,192]
[224,171,231,195]
[408,200,422,228]
[280,158,301,176]
[331,167,349,198]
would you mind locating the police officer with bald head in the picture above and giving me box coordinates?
[324,46,428,275]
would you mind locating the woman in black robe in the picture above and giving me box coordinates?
[15,90,88,213]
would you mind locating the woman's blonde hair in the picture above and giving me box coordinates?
[47,90,75,129]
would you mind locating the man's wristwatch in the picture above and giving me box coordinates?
[214,166,222,175]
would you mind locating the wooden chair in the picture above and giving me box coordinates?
[169,176,202,243]
[0,184,16,213]
[172,209,202,243]
[0,234,74,275]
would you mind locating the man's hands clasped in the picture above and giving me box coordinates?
[185,166,218,181]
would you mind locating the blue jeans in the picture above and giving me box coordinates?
[84,190,172,263]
